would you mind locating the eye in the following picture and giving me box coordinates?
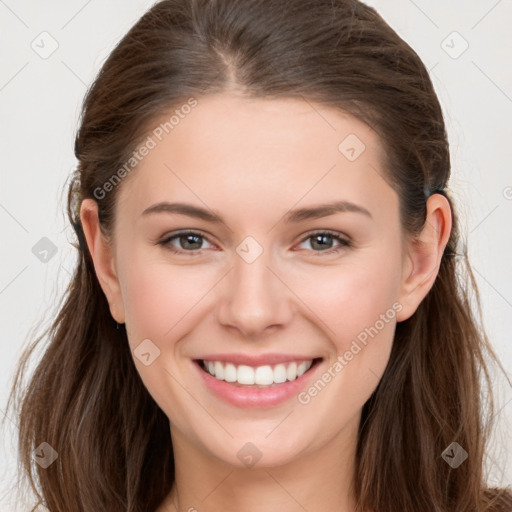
[157,229,351,256]
[158,230,215,255]
[295,230,352,255]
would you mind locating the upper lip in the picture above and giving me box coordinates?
[194,353,322,366]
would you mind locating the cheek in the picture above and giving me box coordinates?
[117,254,215,413]
[119,253,218,347]
[294,248,402,421]
[290,247,403,345]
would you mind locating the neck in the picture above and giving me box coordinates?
[158,412,362,512]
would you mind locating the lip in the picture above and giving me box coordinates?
[194,353,319,366]
[192,357,323,409]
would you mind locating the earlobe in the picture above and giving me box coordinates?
[79,199,125,324]
[396,193,452,322]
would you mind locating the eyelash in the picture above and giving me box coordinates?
[157,229,352,256]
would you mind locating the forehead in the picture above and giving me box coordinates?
[115,93,397,226]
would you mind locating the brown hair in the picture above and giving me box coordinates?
[4,0,511,511]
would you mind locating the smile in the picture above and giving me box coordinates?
[200,359,314,387]
[193,357,323,408]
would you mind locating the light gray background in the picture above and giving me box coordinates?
[1,1,511,509]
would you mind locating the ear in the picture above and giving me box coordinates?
[80,198,125,324]
[396,193,452,322]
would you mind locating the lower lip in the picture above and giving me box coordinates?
[193,359,322,409]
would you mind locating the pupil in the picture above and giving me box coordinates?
[312,234,332,250]
[182,234,201,249]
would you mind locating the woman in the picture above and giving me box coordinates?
[5,0,511,510]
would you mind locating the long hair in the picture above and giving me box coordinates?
[4,0,511,510]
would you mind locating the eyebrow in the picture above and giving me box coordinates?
[141,200,372,224]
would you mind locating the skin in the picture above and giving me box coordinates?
[81,93,451,512]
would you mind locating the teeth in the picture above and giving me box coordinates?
[255,365,273,385]
[297,361,308,377]
[286,362,297,381]
[214,361,224,380]
[224,363,237,382]
[202,359,314,386]
[238,365,255,385]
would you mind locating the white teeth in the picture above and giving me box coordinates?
[254,365,274,385]
[202,359,314,386]
[297,361,308,377]
[286,362,297,381]
[273,364,287,384]
[237,365,255,385]
[224,363,237,382]
[214,361,224,380]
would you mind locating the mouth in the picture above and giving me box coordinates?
[193,357,323,388]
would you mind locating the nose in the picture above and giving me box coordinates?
[215,245,295,339]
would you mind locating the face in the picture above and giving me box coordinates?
[86,93,422,469]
